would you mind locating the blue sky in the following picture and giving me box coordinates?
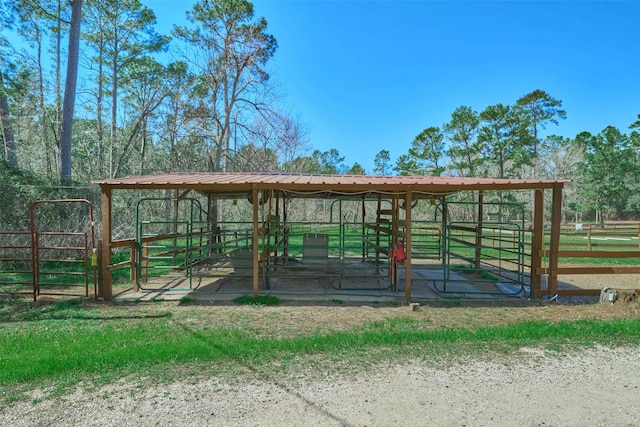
[150,1,640,172]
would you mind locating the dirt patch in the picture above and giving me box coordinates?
[559,271,640,290]
[167,299,640,340]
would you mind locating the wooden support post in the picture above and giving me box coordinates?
[100,185,113,300]
[275,190,280,259]
[283,195,288,264]
[391,194,399,291]
[252,187,260,298]
[376,194,381,269]
[475,190,484,269]
[530,189,544,296]
[547,183,563,295]
[129,240,136,282]
[131,240,139,292]
[361,194,366,260]
[141,244,149,284]
[405,189,413,302]
[173,190,179,269]
[96,238,103,297]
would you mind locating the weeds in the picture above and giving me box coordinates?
[233,294,281,306]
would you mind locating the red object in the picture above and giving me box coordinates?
[392,239,406,263]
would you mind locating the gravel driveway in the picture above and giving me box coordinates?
[2,346,639,426]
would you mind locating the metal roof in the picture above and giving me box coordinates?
[93,172,566,196]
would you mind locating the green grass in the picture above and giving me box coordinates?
[2,298,640,400]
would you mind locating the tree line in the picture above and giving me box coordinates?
[373,91,640,224]
[1,1,639,225]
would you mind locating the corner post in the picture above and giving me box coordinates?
[252,187,260,298]
[547,183,564,296]
[100,185,113,300]
[530,189,544,296]
[404,189,413,302]
[475,190,484,269]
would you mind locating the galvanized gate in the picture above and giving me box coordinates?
[440,201,527,295]
[135,197,206,290]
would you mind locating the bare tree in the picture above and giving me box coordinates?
[174,0,278,173]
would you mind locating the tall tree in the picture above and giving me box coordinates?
[174,0,277,173]
[408,126,445,176]
[0,71,17,166]
[516,90,566,221]
[516,89,566,160]
[0,4,17,166]
[626,115,640,215]
[82,0,108,177]
[313,148,345,174]
[394,154,421,176]
[445,106,481,177]
[84,0,167,178]
[58,0,82,182]
[478,103,533,214]
[0,7,18,167]
[346,162,365,175]
[575,127,633,226]
[373,149,391,175]
[113,56,179,177]
[12,0,60,176]
[478,103,532,180]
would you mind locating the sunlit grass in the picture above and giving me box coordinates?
[1,298,639,396]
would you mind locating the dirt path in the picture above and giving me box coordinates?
[2,346,639,426]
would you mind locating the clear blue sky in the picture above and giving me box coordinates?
[147,0,640,173]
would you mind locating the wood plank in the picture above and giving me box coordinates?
[545,250,640,258]
[111,239,135,248]
[556,289,602,296]
[536,266,640,274]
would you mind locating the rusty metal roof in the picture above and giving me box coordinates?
[93,172,566,195]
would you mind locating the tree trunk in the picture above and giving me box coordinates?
[55,0,63,153]
[0,72,17,166]
[139,116,147,175]
[59,0,83,182]
[109,20,119,178]
[96,34,105,178]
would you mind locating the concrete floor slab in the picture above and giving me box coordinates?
[117,265,527,304]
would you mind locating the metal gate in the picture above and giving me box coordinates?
[135,197,206,290]
[440,201,527,295]
[31,199,97,299]
[0,199,97,301]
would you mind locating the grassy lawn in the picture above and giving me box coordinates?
[1,295,639,405]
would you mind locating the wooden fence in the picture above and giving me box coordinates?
[536,224,640,296]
